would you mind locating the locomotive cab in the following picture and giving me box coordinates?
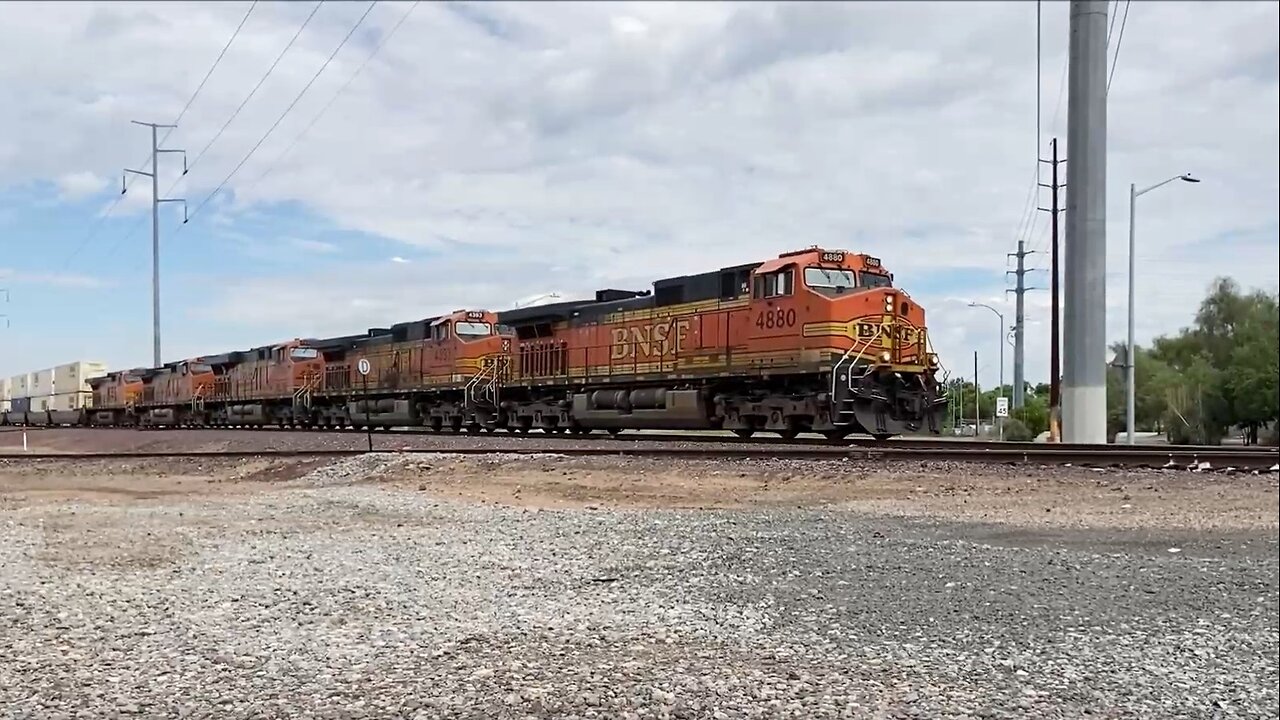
[750,247,947,438]
[282,340,325,396]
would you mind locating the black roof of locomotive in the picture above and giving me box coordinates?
[496,290,653,325]
[495,260,762,326]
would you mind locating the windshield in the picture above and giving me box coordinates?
[804,267,857,289]
[455,321,492,337]
[860,272,892,288]
[290,347,319,360]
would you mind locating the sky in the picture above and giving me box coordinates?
[1,0,1277,391]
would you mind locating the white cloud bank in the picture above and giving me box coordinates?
[0,0,1276,385]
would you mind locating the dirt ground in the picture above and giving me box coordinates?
[1,452,1275,534]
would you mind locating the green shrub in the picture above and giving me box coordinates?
[1001,417,1034,442]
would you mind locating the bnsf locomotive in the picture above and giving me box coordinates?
[2,247,947,439]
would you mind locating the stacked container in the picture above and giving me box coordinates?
[8,373,31,400]
[30,369,55,414]
[0,377,9,412]
[53,361,107,411]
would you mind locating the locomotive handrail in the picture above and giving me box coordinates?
[832,328,881,398]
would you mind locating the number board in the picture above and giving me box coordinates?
[819,251,845,263]
[863,256,882,268]
[357,358,371,377]
[465,310,485,320]
[755,307,798,331]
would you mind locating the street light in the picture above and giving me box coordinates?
[968,302,1005,440]
[1127,173,1200,444]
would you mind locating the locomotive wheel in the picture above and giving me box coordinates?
[732,429,755,439]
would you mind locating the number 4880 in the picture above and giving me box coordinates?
[756,308,796,329]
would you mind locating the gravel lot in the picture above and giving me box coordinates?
[1,452,1276,719]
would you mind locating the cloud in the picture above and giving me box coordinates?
[389,256,409,264]
[290,237,338,254]
[55,171,109,200]
[0,267,111,289]
[0,0,1275,386]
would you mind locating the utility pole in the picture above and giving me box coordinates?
[973,350,980,437]
[1005,242,1038,409]
[1063,0,1108,444]
[123,121,188,368]
[1038,138,1066,441]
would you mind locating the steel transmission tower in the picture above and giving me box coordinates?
[1062,0,1109,443]
[1005,242,1039,409]
[123,121,188,368]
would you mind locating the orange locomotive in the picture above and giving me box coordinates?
[54,247,946,439]
[493,246,945,439]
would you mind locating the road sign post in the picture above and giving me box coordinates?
[357,358,373,453]
[995,396,1009,442]
[996,396,1010,418]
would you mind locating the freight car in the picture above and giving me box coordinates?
[1,247,947,439]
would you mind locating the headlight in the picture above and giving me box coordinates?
[927,353,939,367]
[884,295,895,312]
[880,350,892,363]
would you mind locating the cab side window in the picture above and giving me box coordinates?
[752,269,794,299]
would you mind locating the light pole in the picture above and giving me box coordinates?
[969,302,1005,440]
[1127,173,1200,444]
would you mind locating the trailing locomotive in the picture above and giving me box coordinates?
[2,247,947,439]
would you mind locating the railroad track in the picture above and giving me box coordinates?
[6,423,1273,455]
[3,444,1277,470]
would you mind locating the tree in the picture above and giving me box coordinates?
[1143,277,1278,445]
[1011,393,1049,438]
[1225,297,1280,444]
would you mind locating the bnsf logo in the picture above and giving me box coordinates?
[854,319,919,345]
[610,319,692,360]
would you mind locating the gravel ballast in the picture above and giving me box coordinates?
[1,454,1276,719]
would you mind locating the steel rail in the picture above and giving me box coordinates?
[5,423,1273,455]
[2,446,1277,470]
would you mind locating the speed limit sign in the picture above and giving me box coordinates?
[357,358,371,376]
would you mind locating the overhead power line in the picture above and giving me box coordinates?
[169,0,261,133]
[58,0,259,272]
[1107,0,1132,92]
[186,1,379,223]
[186,1,324,176]
[243,0,419,193]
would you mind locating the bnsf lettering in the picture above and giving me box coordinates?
[610,319,692,360]
[854,321,919,345]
